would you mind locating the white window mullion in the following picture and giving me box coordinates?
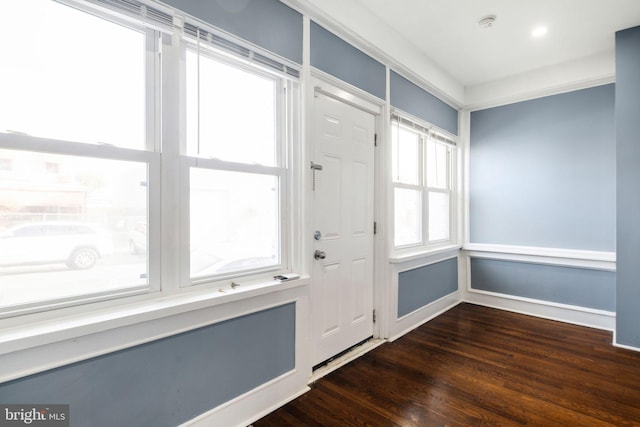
[159,25,184,294]
[145,28,161,152]
[421,134,429,244]
[145,28,162,293]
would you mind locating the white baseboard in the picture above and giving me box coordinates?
[612,330,640,353]
[613,342,640,353]
[388,291,461,341]
[464,290,615,332]
[182,369,310,427]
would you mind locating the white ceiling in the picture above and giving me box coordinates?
[353,0,640,87]
[302,0,640,105]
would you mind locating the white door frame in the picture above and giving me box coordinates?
[306,70,387,351]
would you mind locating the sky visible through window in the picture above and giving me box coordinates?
[0,0,145,148]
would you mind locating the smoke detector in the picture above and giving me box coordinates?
[478,15,497,29]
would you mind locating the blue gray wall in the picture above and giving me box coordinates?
[616,26,640,347]
[162,0,303,64]
[398,258,458,317]
[469,85,616,311]
[0,1,463,423]
[0,304,295,427]
[310,21,386,99]
[390,71,458,135]
[471,259,615,311]
[470,84,616,251]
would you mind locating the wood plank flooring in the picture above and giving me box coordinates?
[254,303,640,426]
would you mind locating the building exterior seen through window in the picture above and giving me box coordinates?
[0,0,295,316]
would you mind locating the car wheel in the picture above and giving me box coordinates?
[67,248,99,270]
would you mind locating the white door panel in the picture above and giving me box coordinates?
[312,91,375,366]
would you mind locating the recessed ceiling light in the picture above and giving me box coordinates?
[532,26,548,38]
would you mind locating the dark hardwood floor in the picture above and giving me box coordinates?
[254,303,640,426]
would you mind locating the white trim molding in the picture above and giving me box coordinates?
[464,289,615,332]
[460,244,616,331]
[2,280,312,427]
[464,51,615,111]
[463,243,616,271]
[310,68,384,113]
[281,0,464,107]
[387,252,462,341]
[613,339,640,354]
[389,292,460,342]
[0,278,311,383]
[183,371,310,427]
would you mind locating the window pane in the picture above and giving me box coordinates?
[428,192,450,242]
[394,188,422,247]
[392,123,420,185]
[190,169,279,278]
[427,140,448,189]
[0,149,148,309]
[186,51,277,166]
[0,1,146,149]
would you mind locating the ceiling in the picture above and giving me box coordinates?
[353,0,640,87]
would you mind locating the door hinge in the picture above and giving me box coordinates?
[374,133,378,147]
[373,309,377,323]
[373,221,377,235]
[311,161,323,191]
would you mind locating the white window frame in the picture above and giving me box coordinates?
[391,110,458,255]
[0,1,162,318]
[177,37,297,288]
[0,0,302,318]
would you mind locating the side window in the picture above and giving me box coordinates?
[185,47,288,281]
[391,115,456,250]
[392,125,423,247]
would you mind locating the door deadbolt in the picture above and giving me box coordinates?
[314,250,326,260]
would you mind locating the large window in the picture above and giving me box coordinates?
[0,0,297,318]
[392,114,456,250]
[0,0,155,315]
[185,45,290,281]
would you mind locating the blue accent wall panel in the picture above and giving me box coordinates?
[390,70,458,135]
[616,26,640,347]
[471,258,615,311]
[162,0,303,64]
[398,258,458,317]
[469,84,616,251]
[0,303,296,427]
[310,21,386,99]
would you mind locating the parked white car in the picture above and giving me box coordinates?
[0,222,114,270]
[128,221,147,254]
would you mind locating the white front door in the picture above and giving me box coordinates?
[312,89,376,366]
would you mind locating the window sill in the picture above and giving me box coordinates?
[0,275,310,383]
[389,244,461,264]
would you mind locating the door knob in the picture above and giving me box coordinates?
[314,250,326,260]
